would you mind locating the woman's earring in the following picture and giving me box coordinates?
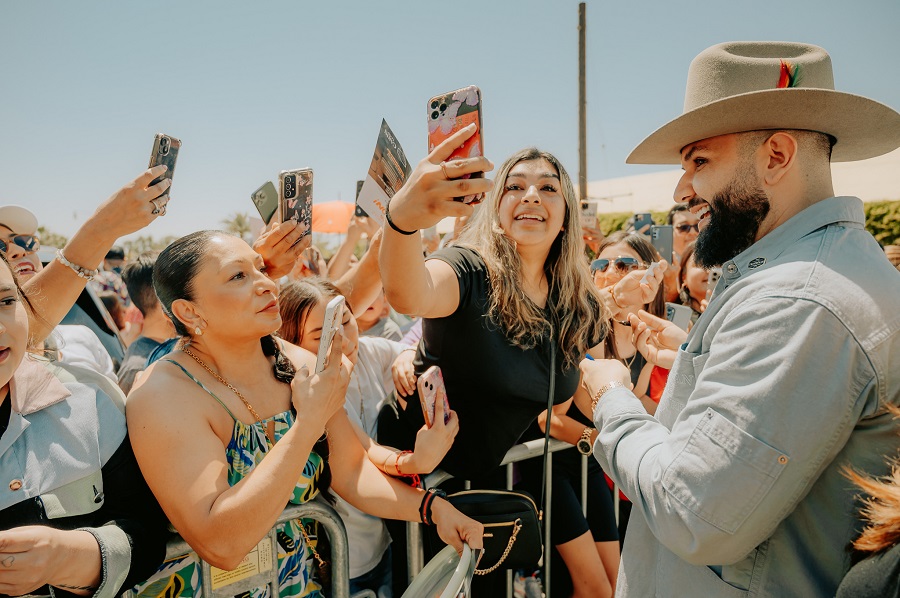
[194,326,203,336]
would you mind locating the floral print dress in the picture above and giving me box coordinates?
[132,360,326,598]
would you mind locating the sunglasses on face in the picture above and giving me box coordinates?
[591,256,645,274]
[0,235,40,254]
[675,223,700,234]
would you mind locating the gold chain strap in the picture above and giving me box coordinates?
[182,346,275,445]
[474,519,522,576]
[297,522,327,568]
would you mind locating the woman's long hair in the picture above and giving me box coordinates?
[846,404,900,556]
[277,278,344,345]
[457,148,608,369]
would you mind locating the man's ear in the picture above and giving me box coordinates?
[760,132,799,186]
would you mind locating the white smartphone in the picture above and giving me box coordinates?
[640,261,660,284]
[315,296,345,373]
[665,302,693,331]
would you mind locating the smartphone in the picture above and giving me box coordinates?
[706,266,723,302]
[278,168,313,238]
[354,179,368,217]
[427,85,483,203]
[148,133,182,197]
[315,295,345,374]
[666,302,693,331]
[650,225,674,263]
[417,365,450,427]
[251,181,278,225]
[633,212,654,235]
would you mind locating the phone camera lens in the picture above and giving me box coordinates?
[431,101,438,109]
[431,111,439,120]
[439,103,447,112]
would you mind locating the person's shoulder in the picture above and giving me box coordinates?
[278,338,316,371]
[428,245,485,270]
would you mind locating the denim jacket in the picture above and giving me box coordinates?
[0,357,167,598]
[593,197,900,597]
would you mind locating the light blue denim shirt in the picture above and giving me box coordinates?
[593,197,900,597]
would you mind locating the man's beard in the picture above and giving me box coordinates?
[693,169,770,269]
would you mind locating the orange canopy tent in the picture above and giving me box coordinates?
[311,201,355,234]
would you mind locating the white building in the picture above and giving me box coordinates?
[585,148,900,215]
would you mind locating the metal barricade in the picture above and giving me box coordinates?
[406,438,592,598]
[123,498,351,598]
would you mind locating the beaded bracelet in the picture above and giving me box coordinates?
[56,250,100,281]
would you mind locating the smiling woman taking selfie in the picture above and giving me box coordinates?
[126,231,481,598]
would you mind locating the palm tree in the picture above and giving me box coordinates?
[221,212,253,241]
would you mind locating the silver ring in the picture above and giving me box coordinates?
[150,198,162,215]
[158,204,167,216]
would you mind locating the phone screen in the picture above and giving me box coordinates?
[634,213,654,235]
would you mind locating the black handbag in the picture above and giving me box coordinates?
[439,342,558,575]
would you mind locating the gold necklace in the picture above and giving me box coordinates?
[182,346,276,445]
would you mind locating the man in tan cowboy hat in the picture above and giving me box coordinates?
[577,41,900,596]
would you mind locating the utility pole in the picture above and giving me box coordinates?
[578,2,587,204]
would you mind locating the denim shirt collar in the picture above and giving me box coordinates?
[9,357,71,415]
[716,196,864,287]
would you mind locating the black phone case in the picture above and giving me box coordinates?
[148,134,181,197]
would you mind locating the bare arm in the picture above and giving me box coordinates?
[25,167,170,343]
[328,216,377,281]
[127,338,348,570]
[327,406,482,552]
[537,398,598,446]
[379,125,493,318]
[334,229,384,319]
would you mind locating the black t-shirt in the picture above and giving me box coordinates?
[400,246,582,480]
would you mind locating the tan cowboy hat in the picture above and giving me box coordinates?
[627,41,900,164]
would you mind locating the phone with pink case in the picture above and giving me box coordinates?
[417,365,450,427]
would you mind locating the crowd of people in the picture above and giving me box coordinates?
[1,40,899,598]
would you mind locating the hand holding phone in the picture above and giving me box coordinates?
[633,212,653,235]
[148,133,181,200]
[279,168,313,240]
[427,85,484,203]
[417,365,450,427]
[315,296,345,374]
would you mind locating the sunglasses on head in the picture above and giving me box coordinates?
[675,223,700,233]
[0,235,40,254]
[591,256,645,274]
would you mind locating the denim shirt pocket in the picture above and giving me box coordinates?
[662,408,789,534]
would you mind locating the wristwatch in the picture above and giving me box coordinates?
[576,427,594,455]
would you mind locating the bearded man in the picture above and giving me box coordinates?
[577,41,900,596]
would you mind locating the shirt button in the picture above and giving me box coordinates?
[726,264,737,274]
[8,479,23,491]
[778,455,789,465]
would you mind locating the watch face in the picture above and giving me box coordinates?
[577,439,592,455]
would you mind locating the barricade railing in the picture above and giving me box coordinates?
[406,437,591,598]
[122,498,351,598]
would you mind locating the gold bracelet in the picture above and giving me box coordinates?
[607,286,625,310]
[591,380,626,412]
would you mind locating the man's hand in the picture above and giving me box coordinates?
[0,527,101,596]
[628,309,687,369]
[253,220,311,279]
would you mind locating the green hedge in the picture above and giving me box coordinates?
[593,201,900,246]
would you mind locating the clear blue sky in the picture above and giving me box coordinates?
[2,0,898,241]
